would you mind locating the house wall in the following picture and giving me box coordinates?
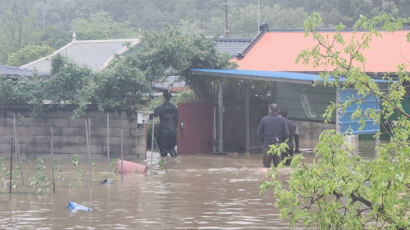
[223,101,335,153]
[294,120,335,148]
[274,82,336,121]
[222,81,336,153]
[0,107,147,160]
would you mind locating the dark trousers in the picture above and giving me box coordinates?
[263,147,281,168]
[283,144,294,165]
[157,131,177,157]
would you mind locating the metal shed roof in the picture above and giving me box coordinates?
[233,29,410,73]
[191,68,388,84]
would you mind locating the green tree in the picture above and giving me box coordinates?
[0,0,39,63]
[3,0,410,64]
[0,76,45,107]
[89,56,150,110]
[7,44,54,66]
[71,12,136,40]
[137,24,234,100]
[44,55,92,104]
[260,14,409,229]
[37,25,71,49]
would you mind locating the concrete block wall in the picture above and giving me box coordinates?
[0,107,147,159]
[294,120,335,149]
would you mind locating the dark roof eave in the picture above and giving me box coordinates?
[236,30,266,60]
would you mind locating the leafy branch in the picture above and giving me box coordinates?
[262,13,409,230]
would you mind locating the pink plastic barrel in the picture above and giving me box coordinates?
[116,159,147,174]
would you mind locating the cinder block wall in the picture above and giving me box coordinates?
[294,120,335,148]
[0,106,147,160]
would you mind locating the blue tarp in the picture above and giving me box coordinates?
[67,201,93,212]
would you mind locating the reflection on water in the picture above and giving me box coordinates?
[0,140,377,229]
[0,152,306,229]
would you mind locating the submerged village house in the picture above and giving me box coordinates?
[0,34,149,159]
[0,34,254,158]
[188,25,410,154]
[2,28,408,157]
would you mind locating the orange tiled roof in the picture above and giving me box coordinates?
[234,30,410,73]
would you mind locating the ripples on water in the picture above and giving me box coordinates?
[0,152,307,229]
[0,141,377,229]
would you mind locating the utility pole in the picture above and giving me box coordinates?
[42,0,47,28]
[224,0,229,37]
[258,0,261,33]
[219,0,235,37]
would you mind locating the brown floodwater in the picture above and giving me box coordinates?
[0,140,377,229]
[0,151,310,230]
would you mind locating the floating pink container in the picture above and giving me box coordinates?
[116,159,147,174]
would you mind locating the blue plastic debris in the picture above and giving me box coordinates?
[67,201,93,212]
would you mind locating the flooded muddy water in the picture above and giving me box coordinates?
[0,152,310,230]
[0,140,377,229]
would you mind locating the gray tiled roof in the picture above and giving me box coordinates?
[215,38,252,57]
[0,65,49,78]
[21,38,139,73]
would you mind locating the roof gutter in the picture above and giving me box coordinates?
[191,69,314,85]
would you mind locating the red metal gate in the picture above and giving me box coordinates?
[177,103,214,154]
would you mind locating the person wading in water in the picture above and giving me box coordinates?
[257,103,289,172]
[279,108,300,166]
[150,91,179,157]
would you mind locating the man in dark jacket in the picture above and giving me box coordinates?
[257,103,289,171]
[279,108,300,166]
[150,91,179,157]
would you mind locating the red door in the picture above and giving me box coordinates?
[177,103,214,154]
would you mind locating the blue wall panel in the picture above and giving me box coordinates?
[338,88,380,135]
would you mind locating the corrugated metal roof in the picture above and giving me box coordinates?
[0,65,49,78]
[191,68,388,84]
[215,38,252,57]
[21,38,139,73]
[234,29,410,73]
[338,88,380,135]
[192,68,321,84]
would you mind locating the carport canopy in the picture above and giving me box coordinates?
[192,68,322,85]
[190,68,386,153]
[191,69,388,84]
[191,68,326,153]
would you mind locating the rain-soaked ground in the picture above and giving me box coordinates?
[0,140,377,229]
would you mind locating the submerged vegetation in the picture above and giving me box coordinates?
[0,0,409,227]
[0,155,118,195]
[29,157,50,193]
